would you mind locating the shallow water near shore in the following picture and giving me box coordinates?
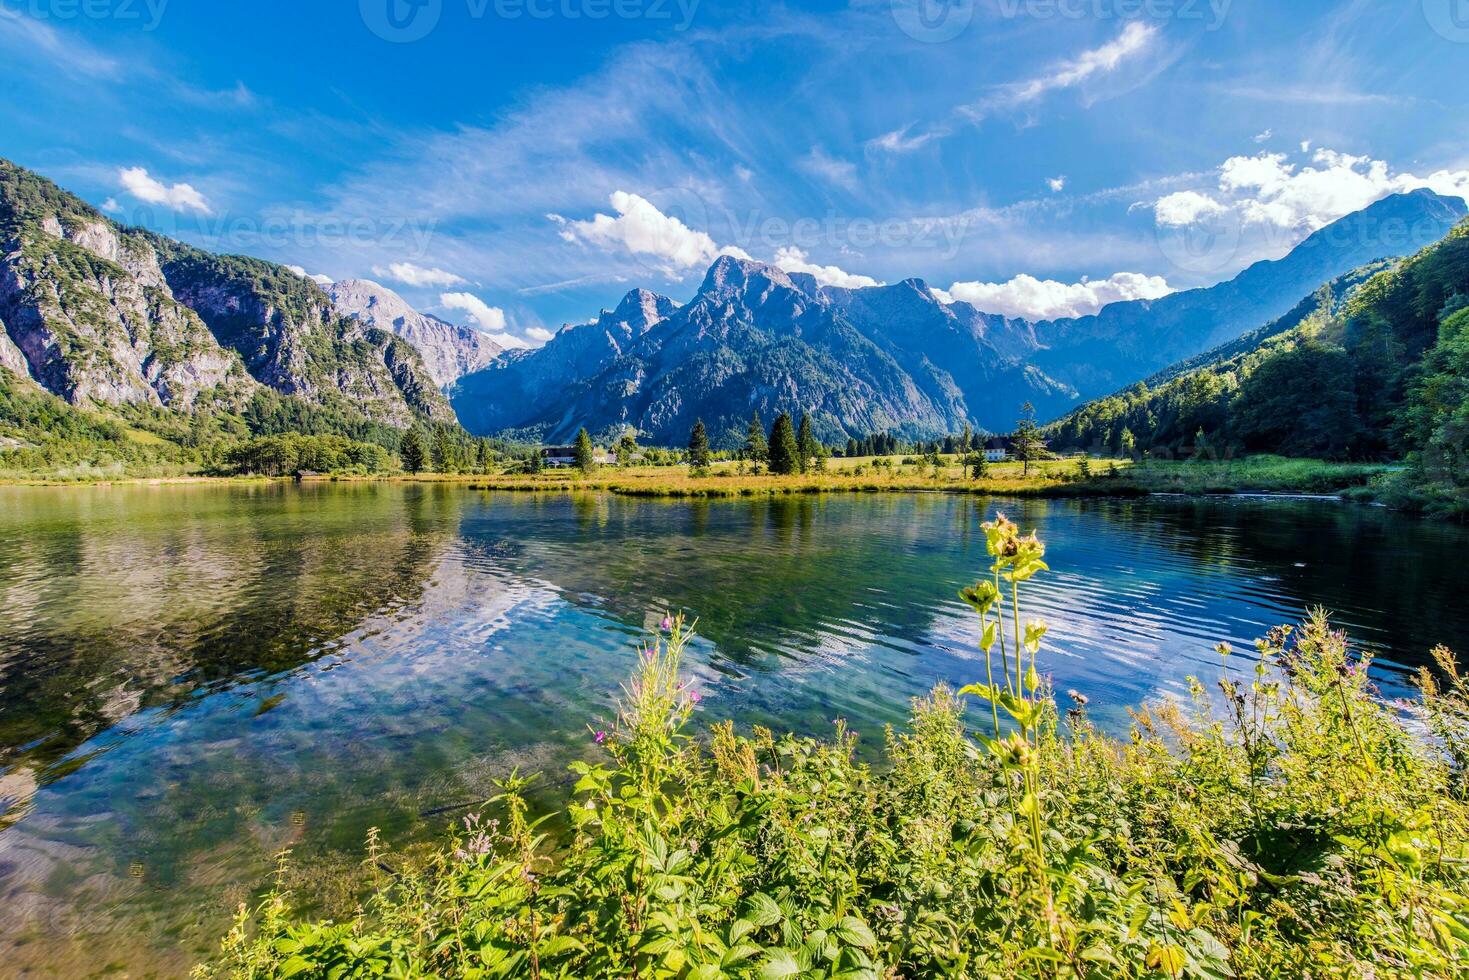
[1,484,1466,976]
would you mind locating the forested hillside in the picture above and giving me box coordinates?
[1049,219,1469,514]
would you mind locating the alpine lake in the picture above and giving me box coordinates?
[2,483,1466,976]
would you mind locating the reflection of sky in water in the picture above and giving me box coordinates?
[1,486,1466,975]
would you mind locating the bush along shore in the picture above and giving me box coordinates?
[197,514,1469,978]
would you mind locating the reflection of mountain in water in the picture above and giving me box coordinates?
[0,484,464,776]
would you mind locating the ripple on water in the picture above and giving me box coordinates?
[1,487,1467,975]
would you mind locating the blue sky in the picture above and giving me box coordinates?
[3,0,1467,345]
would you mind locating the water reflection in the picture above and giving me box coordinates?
[0,486,1465,975]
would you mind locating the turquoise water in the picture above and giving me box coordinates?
[1,485,1465,975]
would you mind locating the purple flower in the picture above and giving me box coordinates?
[660,615,673,632]
[689,691,702,704]
[594,730,607,744]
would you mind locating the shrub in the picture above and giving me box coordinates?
[197,517,1469,979]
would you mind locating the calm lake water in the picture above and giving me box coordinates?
[1,484,1466,976]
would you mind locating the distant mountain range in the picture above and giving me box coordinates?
[0,158,452,431]
[3,154,1464,452]
[453,257,1074,445]
[452,189,1466,446]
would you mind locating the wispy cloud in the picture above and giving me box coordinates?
[797,146,860,191]
[962,22,1160,121]
[0,6,119,79]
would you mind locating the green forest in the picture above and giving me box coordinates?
[1047,220,1469,515]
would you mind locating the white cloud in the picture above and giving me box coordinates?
[555,190,749,273]
[971,22,1157,117]
[372,262,468,288]
[1150,147,1469,234]
[101,197,121,213]
[772,247,882,290]
[797,146,859,191]
[943,271,1174,321]
[287,265,333,286]
[524,326,555,343]
[1046,176,1066,193]
[1153,190,1228,227]
[117,166,212,214]
[440,291,529,349]
[1253,128,1273,144]
[1300,139,1312,153]
[867,126,936,154]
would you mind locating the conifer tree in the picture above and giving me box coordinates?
[767,413,800,475]
[573,427,597,473]
[797,413,816,473]
[743,410,768,469]
[1012,402,1047,477]
[400,429,427,474]
[688,418,712,473]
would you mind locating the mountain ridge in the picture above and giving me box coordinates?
[0,157,453,431]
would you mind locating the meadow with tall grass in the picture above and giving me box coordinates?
[197,514,1469,978]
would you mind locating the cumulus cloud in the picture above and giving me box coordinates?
[286,265,333,286]
[524,326,555,343]
[118,166,212,214]
[372,262,468,288]
[1152,147,1469,233]
[554,191,749,273]
[1153,190,1228,227]
[772,247,882,290]
[1253,128,1273,144]
[942,271,1174,321]
[1047,176,1066,193]
[101,197,121,213]
[440,292,530,349]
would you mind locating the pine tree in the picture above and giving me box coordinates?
[1012,402,1047,477]
[475,440,491,474]
[573,427,597,473]
[797,413,815,473]
[960,422,973,453]
[400,429,427,474]
[688,418,712,473]
[845,437,859,458]
[768,413,800,475]
[743,410,768,469]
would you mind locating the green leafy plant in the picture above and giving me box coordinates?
[197,516,1469,979]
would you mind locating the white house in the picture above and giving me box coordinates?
[983,437,1011,463]
[541,446,615,468]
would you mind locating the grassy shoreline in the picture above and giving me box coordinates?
[0,455,1394,501]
